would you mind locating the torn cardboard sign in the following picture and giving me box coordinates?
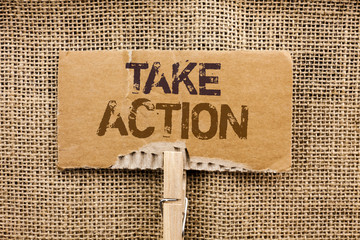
[58,50,293,172]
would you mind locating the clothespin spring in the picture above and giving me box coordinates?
[160,197,188,237]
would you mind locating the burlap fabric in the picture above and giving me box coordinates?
[1,1,359,239]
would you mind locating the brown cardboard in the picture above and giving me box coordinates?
[58,50,292,172]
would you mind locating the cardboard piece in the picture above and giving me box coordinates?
[58,50,292,172]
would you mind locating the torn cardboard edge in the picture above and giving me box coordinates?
[58,141,290,172]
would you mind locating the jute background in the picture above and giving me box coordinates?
[1,1,359,239]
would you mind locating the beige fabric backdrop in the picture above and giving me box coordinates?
[1,1,359,239]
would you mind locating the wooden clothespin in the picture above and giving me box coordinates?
[160,151,187,240]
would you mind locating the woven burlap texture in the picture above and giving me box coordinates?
[1,1,359,239]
